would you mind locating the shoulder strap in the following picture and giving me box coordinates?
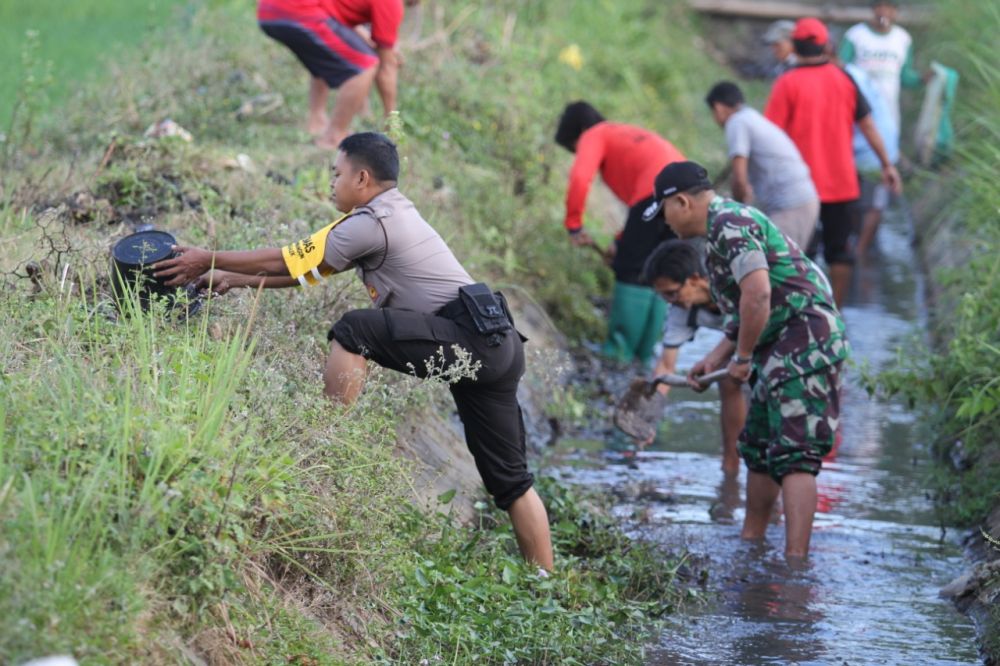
[687,305,700,329]
[349,205,390,274]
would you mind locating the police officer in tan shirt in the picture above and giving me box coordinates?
[155,132,554,571]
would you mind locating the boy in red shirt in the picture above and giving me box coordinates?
[555,101,685,365]
[257,0,417,149]
[764,18,900,305]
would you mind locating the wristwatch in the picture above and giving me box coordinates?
[732,354,752,365]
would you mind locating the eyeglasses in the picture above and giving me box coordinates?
[657,286,682,300]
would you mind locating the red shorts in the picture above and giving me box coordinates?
[258,3,377,87]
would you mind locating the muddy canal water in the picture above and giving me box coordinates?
[555,210,980,664]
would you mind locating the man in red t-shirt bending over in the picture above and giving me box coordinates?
[555,101,685,365]
[258,0,418,149]
[765,18,900,305]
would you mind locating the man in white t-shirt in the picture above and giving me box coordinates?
[840,1,926,258]
[838,0,925,132]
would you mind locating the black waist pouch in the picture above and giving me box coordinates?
[459,283,512,345]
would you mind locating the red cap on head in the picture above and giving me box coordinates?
[792,17,829,45]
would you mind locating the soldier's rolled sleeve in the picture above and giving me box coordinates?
[730,250,769,283]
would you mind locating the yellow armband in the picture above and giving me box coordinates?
[281,213,351,287]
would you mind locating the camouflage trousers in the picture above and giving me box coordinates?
[738,362,843,482]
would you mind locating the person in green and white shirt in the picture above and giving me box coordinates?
[838,0,927,132]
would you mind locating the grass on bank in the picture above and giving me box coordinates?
[0,0,191,141]
[875,0,1000,529]
[0,0,726,662]
[389,479,697,664]
[0,243,698,665]
[872,0,1000,658]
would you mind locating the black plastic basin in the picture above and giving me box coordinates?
[110,230,178,310]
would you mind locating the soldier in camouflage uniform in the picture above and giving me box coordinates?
[642,160,849,559]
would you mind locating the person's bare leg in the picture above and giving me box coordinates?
[317,67,376,150]
[710,472,742,523]
[308,77,330,136]
[781,472,818,560]
[507,487,554,571]
[741,470,781,540]
[719,378,746,476]
[829,262,852,308]
[323,340,368,403]
[855,208,883,259]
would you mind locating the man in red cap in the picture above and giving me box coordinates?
[765,17,901,305]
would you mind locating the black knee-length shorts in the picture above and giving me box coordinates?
[329,298,533,510]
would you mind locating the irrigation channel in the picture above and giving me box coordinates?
[553,206,980,665]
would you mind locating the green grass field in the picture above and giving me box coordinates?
[0,0,190,130]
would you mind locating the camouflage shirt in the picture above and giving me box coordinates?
[704,196,849,387]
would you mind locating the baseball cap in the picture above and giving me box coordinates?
[763,20,795,44]
[791,17,829,45]
[641,161,712,221]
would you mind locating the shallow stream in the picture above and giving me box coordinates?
[555,209,980,664]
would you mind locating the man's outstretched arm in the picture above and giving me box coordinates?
[653,346,679,397]
[857,115,902,194]
[195,269,300,294]
[154,246,289,286]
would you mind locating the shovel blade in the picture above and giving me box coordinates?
[613,377,667,441]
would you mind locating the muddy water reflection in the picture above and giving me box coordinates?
[556,211,979,664]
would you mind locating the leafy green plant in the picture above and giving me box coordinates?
[382,478,696,665]
[1,29,52,181]
[872,2,1000,659]
[875,0,1000,529]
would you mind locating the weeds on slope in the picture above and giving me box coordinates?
[382,479,698,665]
[0,0,720,661]
[871,1,1000,658]
[874,0,1000,528]
[0,261,697,663]
[0,256,410,662]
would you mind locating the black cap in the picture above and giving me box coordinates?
[641,161,712,221]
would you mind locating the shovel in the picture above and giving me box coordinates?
[613,368,731,442]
